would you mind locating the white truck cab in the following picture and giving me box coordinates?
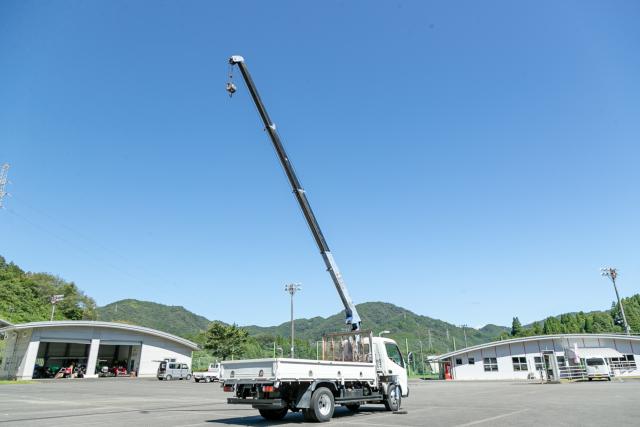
[375,337,409,397]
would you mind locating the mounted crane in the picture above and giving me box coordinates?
[219,56,408,423]
[226,55,362,331]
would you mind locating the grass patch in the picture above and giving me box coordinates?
[0,380,33,385]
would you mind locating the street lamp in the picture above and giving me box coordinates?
[378,330,390,337]
[601,267,631,335]
[50,295,64,321]
[284,283,302,358]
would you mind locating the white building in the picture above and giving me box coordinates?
[435,334,639,381]
[0,321,199,380]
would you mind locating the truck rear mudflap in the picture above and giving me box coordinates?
[227,398,286,410]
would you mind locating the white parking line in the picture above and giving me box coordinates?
[455,409,529,426]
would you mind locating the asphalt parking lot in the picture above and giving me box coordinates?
[1,378,639,426]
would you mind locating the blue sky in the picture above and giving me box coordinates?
[1,1,639,328]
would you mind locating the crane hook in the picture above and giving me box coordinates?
[226,82,237,97]
[226,63,237,97]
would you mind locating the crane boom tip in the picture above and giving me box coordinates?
[229,55,245,64]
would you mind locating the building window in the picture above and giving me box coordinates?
[456,358,463,365]
[468,357,475,365]
[484,357,498,372]
[556,356,566,367]
[512,357,528,371]
[534,356,544,370]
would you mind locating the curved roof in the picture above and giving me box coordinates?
[435,333,640,361]
[0,320,199,350]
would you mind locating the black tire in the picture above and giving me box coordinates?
[345,403,360,412]
[608,377,612,381]
[186,374,192,381]
[588,378,593,381]
[205,377,212,383]
[308,387,335,422]
[258,408,288,420]
[384,384,401,412]
[165,374,173,381]
[194,378,200,383]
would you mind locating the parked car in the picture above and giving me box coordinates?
[157,361,192,381]
[193,363,220,383]
[585,357,611,381]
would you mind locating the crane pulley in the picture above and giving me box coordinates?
[227,55,362,331]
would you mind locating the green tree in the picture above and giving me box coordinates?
[532,322,543,335]
[204,322,249,360]
[543,316,562,334]
[511,317,523,337]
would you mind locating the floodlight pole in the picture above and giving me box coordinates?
[285,283,301,358]
[50,295,64,321]
[601,268,630,335]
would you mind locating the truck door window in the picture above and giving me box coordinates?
[385,343,404,368]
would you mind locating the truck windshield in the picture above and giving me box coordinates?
[586,358,605,366]
[385,343,404,368]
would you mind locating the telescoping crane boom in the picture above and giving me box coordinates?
[227,55,361,331]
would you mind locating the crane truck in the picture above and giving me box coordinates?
[220,55,409,422]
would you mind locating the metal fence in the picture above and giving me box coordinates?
[558,365,587,380]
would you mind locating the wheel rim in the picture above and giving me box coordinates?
[390,386,399,408]
[318,394,332,417]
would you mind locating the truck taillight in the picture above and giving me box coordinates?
[223,385,234,392]
[262,385,276,392]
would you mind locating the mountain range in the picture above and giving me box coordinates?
[97,299,507,354]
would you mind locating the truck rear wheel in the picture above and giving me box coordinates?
[384,384,401,411]
[307,387,335,422]
[258,408,288,420]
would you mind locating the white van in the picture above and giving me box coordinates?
[157,361,192,381]
[585,357,611,381]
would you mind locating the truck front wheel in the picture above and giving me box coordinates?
[384,384,401,411]
[307,387,335,422]
[258,408,288,420]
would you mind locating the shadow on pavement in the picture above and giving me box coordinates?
[209,406,390,425]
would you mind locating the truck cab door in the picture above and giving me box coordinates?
[381,341,409,397]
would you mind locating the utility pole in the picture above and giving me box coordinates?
[405,337,410,375]
[461,324,468,348]
[50,295,64,321]
[428,329,432,352]
[601,268,631,335]
[419,339,425,375]
[453,336,456,351]
[0,163,10,208]
[284,283,302,357]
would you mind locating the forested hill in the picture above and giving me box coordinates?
[0,255,96,324]
[243,301,506,353]
[97,300,211,338]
